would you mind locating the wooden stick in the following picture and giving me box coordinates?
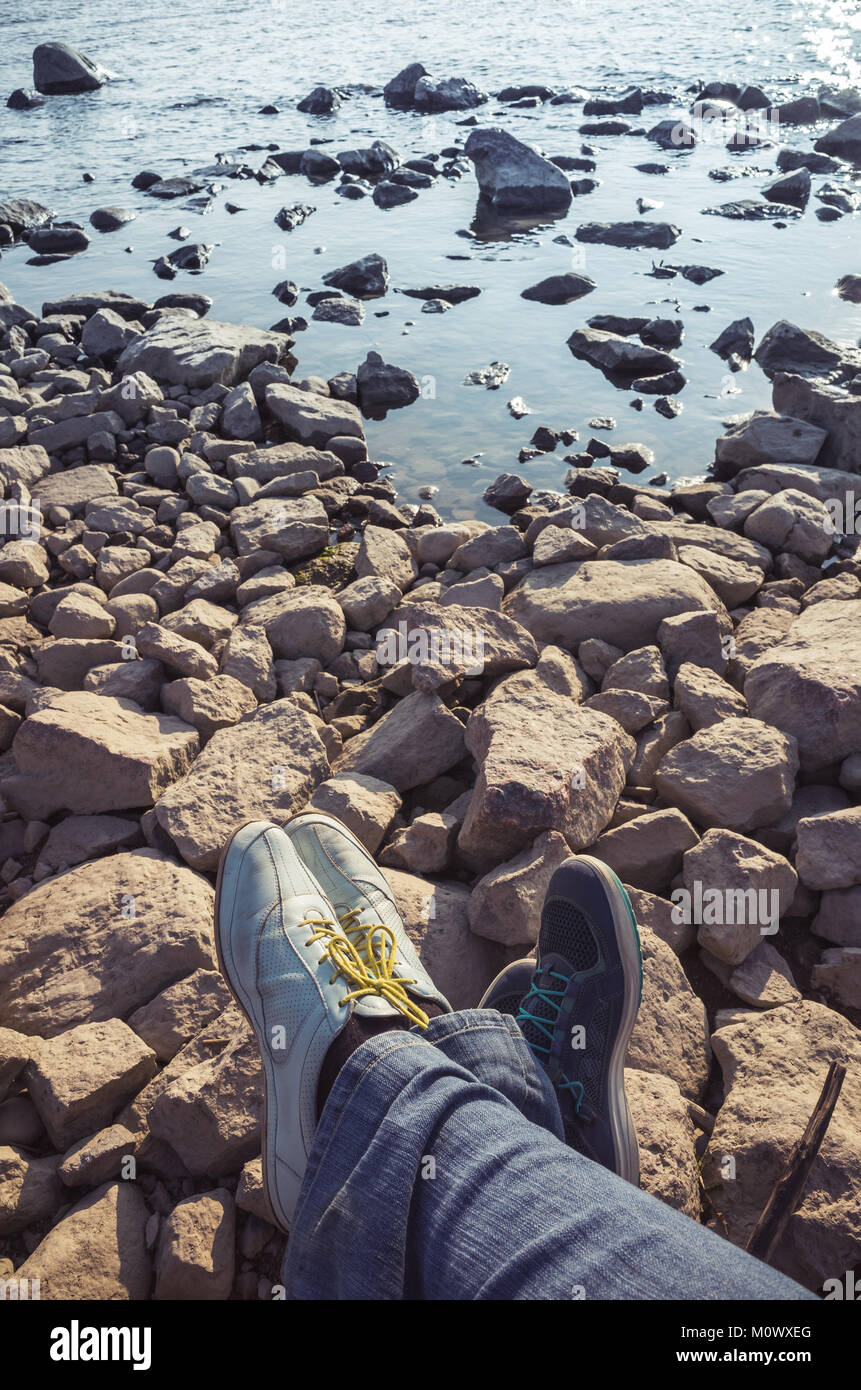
[746,1060,846,1263]
[687,1100,715,1135]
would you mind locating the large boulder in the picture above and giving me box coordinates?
[714,410,827,473]
[655,717,798,833]
[229,494,329,562]
[0,850,216,1036]
[383,599,537,686]
[154,700,329,871]
[753,320,847,378]
[33,42,109,94]
[154,1189,235,1300]
[2,692,198,820]
[265,382,363,447]
[15,1182,150,1299]
[771,373,861,473]
[24,1019,157,1149]
[117,316,289,388]
[457,668,634,871]
[335,691,466,792]
[504,558,727,651]
[745,600,861,772]
[814,111,861,162]
[148,1015,262,1177]
[464,127,573,212]
[703,1002,861,1289]
[625,1069,700,1219]
[626,925,710,1099]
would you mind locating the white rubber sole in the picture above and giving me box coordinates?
[572,855,642,1187]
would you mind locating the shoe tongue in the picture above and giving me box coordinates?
[353,993,403,1020]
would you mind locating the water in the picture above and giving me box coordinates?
[1,0,860,520]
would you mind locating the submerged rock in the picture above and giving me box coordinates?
[576,220,680,249]
[521,272,595,304]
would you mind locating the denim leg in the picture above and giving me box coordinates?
[414,1008,565,1137]
[281,1010,814,1301]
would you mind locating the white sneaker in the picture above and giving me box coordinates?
[282,812,452,1017]
[214,819,428,1232]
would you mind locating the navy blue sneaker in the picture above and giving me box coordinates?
[480,855,642,1185]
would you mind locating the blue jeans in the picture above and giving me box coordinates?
[282,1009,815,1300]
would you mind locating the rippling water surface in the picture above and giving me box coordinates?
[0,0,859,517]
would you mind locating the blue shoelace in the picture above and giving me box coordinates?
[516,967,585,1113]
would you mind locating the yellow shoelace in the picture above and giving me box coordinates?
[300,916,429,1029]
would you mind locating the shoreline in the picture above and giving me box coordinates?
[1,52,861,1301]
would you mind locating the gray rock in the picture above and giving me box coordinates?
[321,253,388,299]
[24,1019,157,1149]
[567,327,679,376]
[307,773,401,854]
[814,111,861,162]
[413,75,488,112]
[521,273,596,304]
[796,807,861,890]
[464,127,573,211]
[266,382,363,447]
[33,42,109,94]
[592,807,699,894]
[229,494,328,561]
[715,410,826,472]
[15,1182,150,1299]
[468,830,572,945]
[625,1069,700,1219]
[576,221,680,249]
[117,316,289,388]
[155,1188,235,1300]
[626,926,710,1100]
[682,829,797,964]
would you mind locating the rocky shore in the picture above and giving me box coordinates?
[1,53,860,1300]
